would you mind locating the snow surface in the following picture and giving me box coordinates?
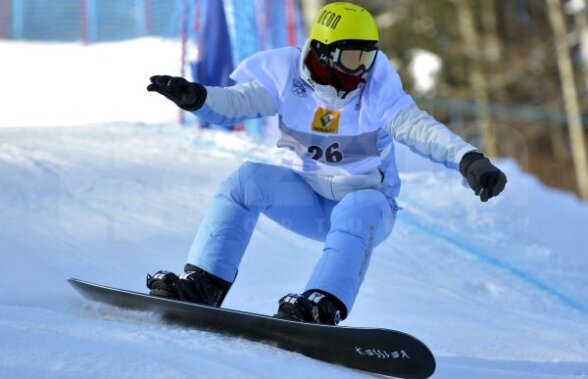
[1,39,588,379]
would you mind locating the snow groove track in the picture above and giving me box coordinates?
[398,211,588,315]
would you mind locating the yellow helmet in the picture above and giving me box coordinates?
[309,2,378,46]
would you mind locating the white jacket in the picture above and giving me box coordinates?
[194,44,477,202]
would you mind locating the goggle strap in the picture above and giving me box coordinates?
[330,48,341,63]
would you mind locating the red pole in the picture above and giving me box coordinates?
[0,0,11,39]
[255,0,267,50]
[286,0,296,47]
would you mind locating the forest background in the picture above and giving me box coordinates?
[344,0,588,198]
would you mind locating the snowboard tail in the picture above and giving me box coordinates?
[68,278,435,379]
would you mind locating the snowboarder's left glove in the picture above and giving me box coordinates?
[460,152,507,202]
[147,75,207,111]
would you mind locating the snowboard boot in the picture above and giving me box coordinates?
[275,290,347,325]
[146,264,232,307]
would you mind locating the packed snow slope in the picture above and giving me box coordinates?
[1,39,587,379]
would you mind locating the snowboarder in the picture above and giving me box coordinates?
[145,2,507,325]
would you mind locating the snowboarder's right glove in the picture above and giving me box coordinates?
[460,151,507,202]
[147,75,207,111]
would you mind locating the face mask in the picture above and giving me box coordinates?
[330,64,365,92]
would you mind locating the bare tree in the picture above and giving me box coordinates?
[546,0,588,199]
[480,0,502,62]
[569,1,588,104]
[451,0,498,157]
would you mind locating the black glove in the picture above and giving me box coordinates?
[460,152,507,202]
[147,75,207,111]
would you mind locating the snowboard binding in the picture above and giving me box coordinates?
[275,290,346,325]
[146,264,232,307]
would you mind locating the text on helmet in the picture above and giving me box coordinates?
[317,11,342,30]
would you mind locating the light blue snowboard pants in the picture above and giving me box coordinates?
[187,161,396,313]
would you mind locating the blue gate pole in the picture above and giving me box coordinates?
[81,0,97,43]
[86,0,98,42]
[11,0,23,40]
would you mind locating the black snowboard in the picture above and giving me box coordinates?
[68,278,435,379]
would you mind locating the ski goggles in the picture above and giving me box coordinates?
[330,43,378,74]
